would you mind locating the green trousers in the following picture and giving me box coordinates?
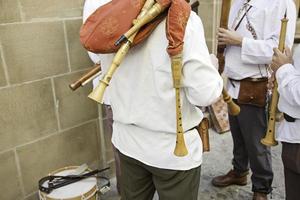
[119,152,201,200]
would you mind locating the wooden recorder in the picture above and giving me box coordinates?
[261,13,288,147]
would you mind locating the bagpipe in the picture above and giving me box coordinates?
[73,0,192,156]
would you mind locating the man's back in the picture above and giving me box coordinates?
[96,12,223,170]
[83,1,222,199]
[103,12,220,132]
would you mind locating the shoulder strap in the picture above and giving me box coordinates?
[234,5,252,31]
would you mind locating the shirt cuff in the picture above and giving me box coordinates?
[240,38,257,64]
[241,37,253,54]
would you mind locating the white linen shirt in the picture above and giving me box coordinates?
[225,0,296,99]
[110,13,223,170]
[83,0,223,170]
[276,44,300,144]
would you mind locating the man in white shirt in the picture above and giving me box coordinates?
[270,43,300,200]
[211,0,296,199]
[83,0,223,199]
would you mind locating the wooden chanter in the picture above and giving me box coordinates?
[261,13,288,147]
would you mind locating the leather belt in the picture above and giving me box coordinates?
[283,113,296,123]
[229,77,268,82]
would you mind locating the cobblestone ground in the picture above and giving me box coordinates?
[101,129,285,200]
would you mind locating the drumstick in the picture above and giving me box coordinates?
[69,63,101,91]
[82,71,102,86]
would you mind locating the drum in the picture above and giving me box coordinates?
[39,166,98,200]
[209,96,230,134]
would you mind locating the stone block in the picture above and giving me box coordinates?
[17,121,100,195]
[107,160,116,178]
[0,80,57,152]
[0,21,69,84]
[102,118,113,152]
[0,151,23,200]
[24,193,39,200]
[54,71,98,129]
[0,0,21,23]
[106,149,115,164]
[19,0,84,20]
[102,117,115,162]
[0,52,6,87]
[65,19,94,71]
[206,39,214,53]
[198,2,215,40]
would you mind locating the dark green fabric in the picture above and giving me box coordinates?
[119,152,201,200]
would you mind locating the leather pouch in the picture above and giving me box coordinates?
[238,78,268,107]
[197,117,210,152]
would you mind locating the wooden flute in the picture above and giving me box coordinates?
[217,0,241,116]
[261,13,288,147]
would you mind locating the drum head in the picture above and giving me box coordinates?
[42,167,97,199]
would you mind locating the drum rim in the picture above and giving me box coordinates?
[39,166,98,200]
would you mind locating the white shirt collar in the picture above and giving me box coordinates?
[247,0,266,9]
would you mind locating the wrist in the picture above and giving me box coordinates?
[237,36,243,46]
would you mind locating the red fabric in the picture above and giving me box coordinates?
[80,0,145,53]
[80,0,191,55]
[166,0,191,56]
[157,0,172,8]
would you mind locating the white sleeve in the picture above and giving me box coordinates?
[241,2,281,65]
[276,64,300,107]
[240,0,296,65]
[83,0,111,22]
[182,13,223,107]
[83,0,96,23]
[284,0,297,49]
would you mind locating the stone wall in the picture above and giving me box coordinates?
[197,0,220,53]
[0,1,300,200]
[0,1,107,200]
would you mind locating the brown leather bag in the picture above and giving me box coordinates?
[237,78,268,107]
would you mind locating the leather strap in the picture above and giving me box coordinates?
[229,77,267,82]
[284,113,296,122]
[234,5,253,31]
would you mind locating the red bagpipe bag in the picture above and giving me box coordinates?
[80,0,191,55]
[165,0,190,56]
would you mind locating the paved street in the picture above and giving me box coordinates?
[101,129,285,200]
